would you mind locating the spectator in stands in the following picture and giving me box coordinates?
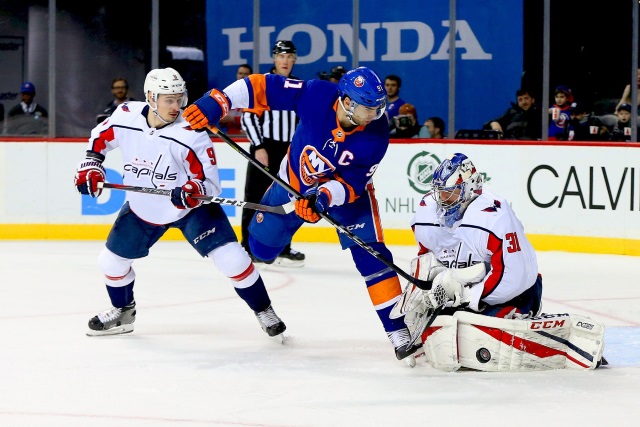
[417,116,445,139]
[8,81,48,119]
[384,75,405,132]
[236,63,252,80]
[559,101,608,141]
[615,69,640,112]
[548,85,573,140]
[5,81,48,135]
[328,66,346,83]
[390,103,421,138]
[319,65,347,84]
[219,64,252,135]
[96,78,134,124]
[602,103,633,142]
[483,88,542,140]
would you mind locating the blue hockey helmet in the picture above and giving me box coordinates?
[338,67,387,124]
[431,153,483,228]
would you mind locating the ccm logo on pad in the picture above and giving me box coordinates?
[530,320,566,329]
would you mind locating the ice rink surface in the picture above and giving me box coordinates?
[0,240,638,427]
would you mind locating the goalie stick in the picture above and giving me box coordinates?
[406,288,449,347]
[207,125,432,291]
[97,182,295,215]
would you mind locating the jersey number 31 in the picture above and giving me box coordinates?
[505,232,521,253]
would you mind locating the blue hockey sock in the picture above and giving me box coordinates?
[234,276,271,313]
[106,281,135,308]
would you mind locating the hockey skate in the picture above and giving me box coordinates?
[275,247,305,268]
[86,302,136,336]
[389,328,423,367]
[255,305,286,341]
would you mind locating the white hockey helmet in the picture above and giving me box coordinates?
[143,67,187,108]
[431,153,483,227]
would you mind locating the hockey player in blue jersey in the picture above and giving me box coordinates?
[183,67,419,363]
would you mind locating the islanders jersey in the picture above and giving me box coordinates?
[86,101,221,225]
[548,104,571,139]
[386,96,406,120]
[411,190,539,308]
[224,74,389,205]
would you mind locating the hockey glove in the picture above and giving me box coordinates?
[171,179,206,209]
[74,157,106,197]
[294,187,331,223]
[182,89,230,130]
[432,270,471,308]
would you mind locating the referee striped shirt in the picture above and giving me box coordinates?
[241,109,297,147]
[240,73,298,147]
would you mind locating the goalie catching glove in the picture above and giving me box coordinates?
[171,179,206,209]
[431,263,487,309]
[294,186,331,223]
[182,89,230,130]
[74,154,106,198]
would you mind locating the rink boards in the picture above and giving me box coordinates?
[0,138,638,256]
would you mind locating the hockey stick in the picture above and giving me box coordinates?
[98,182,295,215]
[207,125,433,290]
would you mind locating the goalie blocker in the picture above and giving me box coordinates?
[418,311,605,371]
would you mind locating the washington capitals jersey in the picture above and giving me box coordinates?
[224,74,389,204]
[411,190,539,307]
[86,101,222,225]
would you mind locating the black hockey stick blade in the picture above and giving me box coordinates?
[98,182,294,214]
[208,125,430,289]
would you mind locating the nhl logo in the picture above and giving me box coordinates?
[406,151,441,194]
[256,212,264,223]
[354,76,365,88]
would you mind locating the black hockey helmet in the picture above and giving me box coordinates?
[272,40,297,56]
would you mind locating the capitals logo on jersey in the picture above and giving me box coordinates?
[482,200,502,212]
[300,145,336,186]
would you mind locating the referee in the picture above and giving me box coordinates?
[240,40,305,267]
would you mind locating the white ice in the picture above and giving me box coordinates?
[0,241,638,427]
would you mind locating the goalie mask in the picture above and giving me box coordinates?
[338,67,387,126]
[431,153,483,228]
[144,67,188,109]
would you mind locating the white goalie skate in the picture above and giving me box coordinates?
[86,302,136,336]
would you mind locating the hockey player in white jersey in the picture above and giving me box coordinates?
[396,153,606,371]
[412,152,542,318]
[74,68,286,339]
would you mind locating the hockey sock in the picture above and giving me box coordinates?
[234,276,271,313]
[350,244,407,332]
[106,281,135,308]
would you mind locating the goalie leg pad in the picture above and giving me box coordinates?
[452,311,605,371]
[420,315,461,372]
[390,253,445,319]
[410,252,446,282]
